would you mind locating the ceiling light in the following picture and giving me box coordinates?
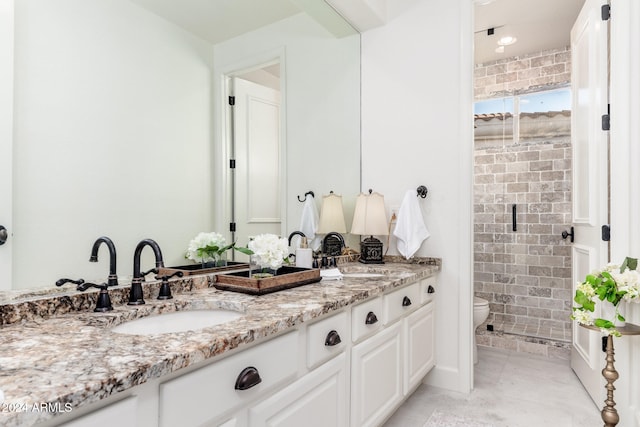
[497,36,517,46]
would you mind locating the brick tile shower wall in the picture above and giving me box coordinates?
[474,143,572,331]
[474,47,573,334]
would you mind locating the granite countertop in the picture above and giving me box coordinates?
[0,259,440,426]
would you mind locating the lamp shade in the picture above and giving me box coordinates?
[351,191,388,236]
[317,192,347,233]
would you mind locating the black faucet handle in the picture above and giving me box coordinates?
[155,270,184,281]
[75,282,113,312]
[140,268,159,281]
[77,282,108,291]
[55,278,85,287]
[155,271,183,300]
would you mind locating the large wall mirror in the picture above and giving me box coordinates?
[0,0,361,293]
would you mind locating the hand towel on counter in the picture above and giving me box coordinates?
[299,195,322,251]
[320,268,343,281]
[393,189,430,259]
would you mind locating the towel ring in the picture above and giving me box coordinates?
[416,186,428,198]
[297,191,315,203]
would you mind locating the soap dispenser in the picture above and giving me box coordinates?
[296,237,313,269]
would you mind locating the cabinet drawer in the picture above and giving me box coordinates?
[351,297,383,343]
[307,310,348,369]
[419,275,437,305]
[61,396,137,427]
[384,282,420,325]
[159,331,298,427]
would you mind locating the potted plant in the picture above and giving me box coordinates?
[247,233,290,278]
[186,232,251,268]
[571,257,640,336]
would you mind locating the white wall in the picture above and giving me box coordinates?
[0,0,14,290]
[211,13,361,247]
[361,0,474,392]
[13,0,214,288]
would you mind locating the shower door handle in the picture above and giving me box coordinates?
[561,226,574,243]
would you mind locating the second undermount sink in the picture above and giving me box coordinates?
[111,309,243,335]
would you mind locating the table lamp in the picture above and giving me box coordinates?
[317,191,347,256]
[351,189,388,264]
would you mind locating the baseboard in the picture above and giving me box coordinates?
[423,365,470,394]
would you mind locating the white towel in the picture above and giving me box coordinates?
[320,268,343,281]
[299,196,322,251]
[393,189,430,259]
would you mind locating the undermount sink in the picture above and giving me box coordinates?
[111,309,243,335]
[341,272,385,278]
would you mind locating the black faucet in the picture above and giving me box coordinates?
[89,236,118,287]
[288,231,306,246]
[129,238,164,305]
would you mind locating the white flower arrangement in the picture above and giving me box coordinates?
[247,233,290,271]
[186,232,234,265]
[571,257,640,336]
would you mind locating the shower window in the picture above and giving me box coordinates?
[474,88,571,146]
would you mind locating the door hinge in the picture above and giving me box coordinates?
[602,105,610,130]
[602,224,611,241]
[229,159,236,169]
[228,95,235,106]
[601,4,611,21]
[229,222,236,232]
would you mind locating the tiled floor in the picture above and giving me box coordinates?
[383,346,602,427]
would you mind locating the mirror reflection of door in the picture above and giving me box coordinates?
[229,63,283,258]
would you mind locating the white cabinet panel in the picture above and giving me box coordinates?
[249,353,348,427]
[352,296,383,343]
[384,282,420,325]
[307,310,348,369]
[351,322,402,427]
[60,396,137,427]
[159,332,298,427]
[404,302,435,394]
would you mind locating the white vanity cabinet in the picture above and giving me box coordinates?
[248,353,348,427]
[41,272,437,427]
[159,331,299,427]
[351,322,403,427]
[351,277,437,427]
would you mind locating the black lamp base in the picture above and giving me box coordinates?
[359,236,385,264]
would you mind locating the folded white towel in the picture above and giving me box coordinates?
[300,195,322,251]
[393,189,430,259]
[320,268,343,281]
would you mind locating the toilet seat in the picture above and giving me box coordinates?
[474,297,489,307]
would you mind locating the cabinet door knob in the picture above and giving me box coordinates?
[427,285,435,294]
[324,330,342,347]
[402,296,412,307]
[0,225,7,245]
[365,311,378,325]
[234,366,262,390]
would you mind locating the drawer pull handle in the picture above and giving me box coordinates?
[402,296,412,307]
[234,366,262,390]
[324,330,342,347]
[427,285,435,294]
[365,311,378,325]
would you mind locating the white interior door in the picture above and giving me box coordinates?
[232,77,282,251]
[0,0,14,290]
[570,0,609,406]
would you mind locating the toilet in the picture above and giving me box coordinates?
[473,297,490,364]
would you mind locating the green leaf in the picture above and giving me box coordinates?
[621,257,638,272]
[234,246,254,255]
[574,291,595,311]
[617,313,626,322]
[594,318,614,329]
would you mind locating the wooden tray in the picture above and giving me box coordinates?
[214,266,321,295]
[158,261,249,277]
